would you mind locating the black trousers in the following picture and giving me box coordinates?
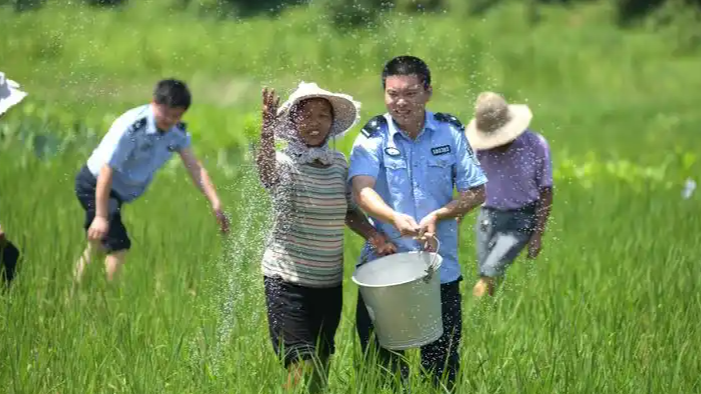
[264,276,343,368]
[1,239,20,288]
[355,278,463,390]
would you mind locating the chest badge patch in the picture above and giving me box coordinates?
[431,145,451,156]
[385,147,401,157]
[139,142,153,152]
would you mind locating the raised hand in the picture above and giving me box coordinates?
[262,87,281,138]
[257,87,282,188]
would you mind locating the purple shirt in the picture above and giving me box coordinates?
[476,130,553,210]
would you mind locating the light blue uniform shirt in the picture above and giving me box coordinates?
[86,104,191,202]
[348,111,488,284]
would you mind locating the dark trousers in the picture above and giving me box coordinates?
[355,279,463,390]
[264,276,343,368]
[1,239,20,289]
[74,165,131,253]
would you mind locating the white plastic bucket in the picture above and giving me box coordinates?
[352,240,443,351]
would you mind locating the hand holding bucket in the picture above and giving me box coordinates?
[416,212,439,252]
[419,235,441,284]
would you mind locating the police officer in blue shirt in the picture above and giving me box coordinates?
[73,79,230,285]
[348,56,488,390]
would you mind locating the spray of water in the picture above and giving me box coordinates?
[188,152,274,379]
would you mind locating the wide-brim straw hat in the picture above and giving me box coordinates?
[0,72,28,116]
[465,91,533,151]
[276,81,361,141]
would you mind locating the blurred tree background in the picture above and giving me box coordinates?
[2,0,700,27]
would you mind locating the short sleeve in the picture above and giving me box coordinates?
[105,119,137,171]
[454,128,488,191]
[177,132,192,152]
[535,134,553,188]
[348,133,383,183]
[343,161,360,212]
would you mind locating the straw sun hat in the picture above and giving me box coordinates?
[465,91,533,151]
[276,81,361,141]
[0,72,28,116]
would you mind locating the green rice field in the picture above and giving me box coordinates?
[1,1,700,393]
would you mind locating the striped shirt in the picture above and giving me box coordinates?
[261,150,353,288]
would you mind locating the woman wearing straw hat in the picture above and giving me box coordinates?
[256,81,396,393]
[464,91,554,297]
[0,71,28,288]
[0,72,27,117]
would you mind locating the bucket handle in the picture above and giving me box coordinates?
[359,233,441,281]
[421,235,441,283]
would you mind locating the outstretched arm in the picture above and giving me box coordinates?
[179,147,229,234]
[179,147,221,209]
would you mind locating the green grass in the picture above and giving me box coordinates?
[1,0,701,392]
[1,137,700,393]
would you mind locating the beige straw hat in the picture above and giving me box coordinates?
[0,72,28,116]
[276,81,361,141]
[465,91,533,151]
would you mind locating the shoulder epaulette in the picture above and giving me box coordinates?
[434,112,465,131]
[127,117,148,134]
[175,121,188,133]
[360,115,387,138]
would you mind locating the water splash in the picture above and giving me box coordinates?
[188,155,273,378]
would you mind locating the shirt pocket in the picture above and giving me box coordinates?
[427,156,455,187]
[384,156,410,197]
[131,140,153,161]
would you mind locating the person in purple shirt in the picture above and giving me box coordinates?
[463,91,554,297]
